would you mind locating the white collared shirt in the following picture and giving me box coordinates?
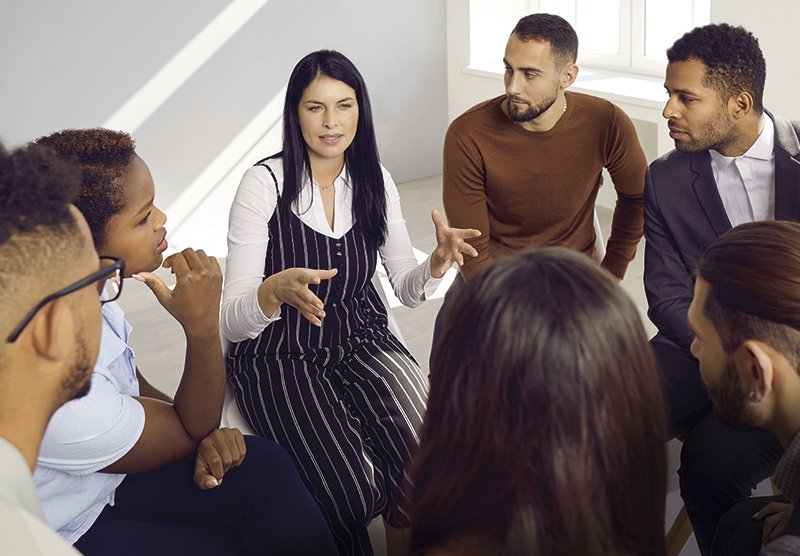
[34,301,146,544]
[710,115,776,227]
[0,438,80,555]
[221,159,441,342]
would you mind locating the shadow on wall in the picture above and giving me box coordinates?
[0,0,449,256]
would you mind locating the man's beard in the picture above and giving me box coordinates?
[705,357,759,431]
[60,334,93,403]
[507,89,558,123]
[673,107,737,153]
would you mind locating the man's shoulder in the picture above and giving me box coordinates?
[770,111,800,157]
[569,91,622,120]
[449,96,505,133]
[648,149,692,176]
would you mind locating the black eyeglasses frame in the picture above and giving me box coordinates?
[6,256,125,343]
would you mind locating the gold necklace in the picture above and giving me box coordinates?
[319,182,334,192]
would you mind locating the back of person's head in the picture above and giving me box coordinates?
[411,248,666,556]
[0,142,83,357]
[511,13,578,66]
[280,49,386,249]
[697,221,800,363]
[35,128,136,248]
[667,23,766,113]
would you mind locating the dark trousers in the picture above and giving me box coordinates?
[74,436,338,556]
[652,335,783,556]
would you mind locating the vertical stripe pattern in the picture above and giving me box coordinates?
[227,163,428,555]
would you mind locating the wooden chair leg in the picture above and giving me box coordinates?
[666,505,693,556]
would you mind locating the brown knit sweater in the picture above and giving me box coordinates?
[443,92,646,280]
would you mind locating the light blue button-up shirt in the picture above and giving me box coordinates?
[34,301,146,544]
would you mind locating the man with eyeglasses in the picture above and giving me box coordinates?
[0,142,119,554]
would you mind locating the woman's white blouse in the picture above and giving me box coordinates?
[221,160,440,343]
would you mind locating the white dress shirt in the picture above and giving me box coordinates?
[221,159,441,343]
[710,115,775,227]
[0,438,80,555]
[35,301,146,544]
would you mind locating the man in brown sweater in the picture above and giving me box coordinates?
[443,13,646,282]
[430,13,646,367]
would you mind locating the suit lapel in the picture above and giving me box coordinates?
[689,151,731,236]
[773,113,800,220]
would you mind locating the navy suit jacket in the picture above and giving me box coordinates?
[644,112,800,350]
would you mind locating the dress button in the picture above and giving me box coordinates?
[336,252,342,256]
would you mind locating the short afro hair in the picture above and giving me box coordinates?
[35,128,136,247]
[512,13,578,67]
[667,24,766,112]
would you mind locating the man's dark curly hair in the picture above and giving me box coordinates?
[512,13,578,68]
[0,142,81,244]
[667,24,766,113]
[35,128,136,247]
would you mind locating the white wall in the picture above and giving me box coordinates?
[0,0,448,253]
[711,0,800,121]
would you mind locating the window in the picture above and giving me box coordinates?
[469,0,710,76]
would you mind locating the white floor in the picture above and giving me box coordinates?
[118,174,710,555]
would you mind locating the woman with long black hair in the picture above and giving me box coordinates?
[221,50,478,555]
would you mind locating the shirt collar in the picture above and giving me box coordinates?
[308,163,351,189]
[0,437,43,517]
[709,114,774,166]
[747,114,774,161]
[97,301,132,369]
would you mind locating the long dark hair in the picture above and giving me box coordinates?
[276,49,386,250]
[411,248,667,556]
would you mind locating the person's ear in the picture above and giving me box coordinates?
[561,63,579,89]
[737,340,774,402]
[729,92,754,120]
[28,297,72,363]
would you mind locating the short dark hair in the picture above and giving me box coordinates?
[35,128,136,247]
[411,248,666,556]
[0,141,84,340]
[512,13,578,66]
[667,24,766,113]
[275,50,386,250]
[697,221,800,366]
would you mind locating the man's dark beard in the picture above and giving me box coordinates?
[62,336,93,402]
[706,358,759,431]
[507,92,558,123]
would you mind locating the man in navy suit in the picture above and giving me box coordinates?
[645,23,800,555]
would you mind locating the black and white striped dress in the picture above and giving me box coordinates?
[226,163,428,556]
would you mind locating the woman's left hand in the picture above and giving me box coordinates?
[429,209,481,278]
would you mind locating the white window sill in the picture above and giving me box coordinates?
[465,62,665,110]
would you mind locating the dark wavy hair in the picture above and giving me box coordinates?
[667,24,766,113]
[697,221,800,365]
[411,248,667,556]
[273,50,386,250]
[35,128,137,248]
[512,13,578,67]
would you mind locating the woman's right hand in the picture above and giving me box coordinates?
[259,267,338,326]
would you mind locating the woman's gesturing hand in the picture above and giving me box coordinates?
[429,209,481,278]
[260,267,338,326]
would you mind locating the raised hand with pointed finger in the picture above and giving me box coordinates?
[429,209,481,278]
